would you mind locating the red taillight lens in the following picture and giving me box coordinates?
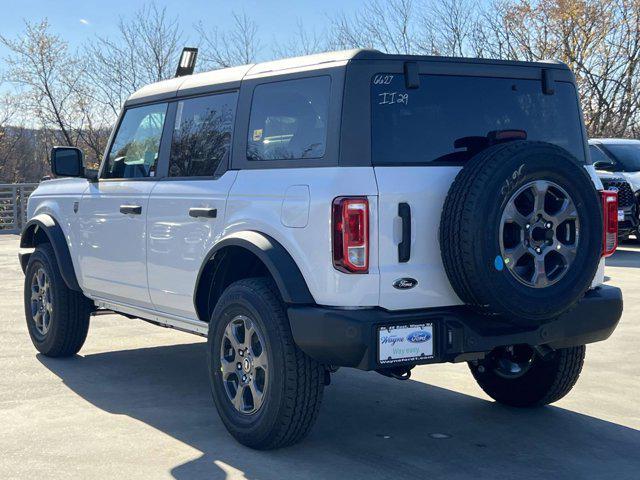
[332,197,369,273]
[601,190,618,257]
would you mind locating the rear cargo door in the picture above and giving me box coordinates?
[372,72,587,310]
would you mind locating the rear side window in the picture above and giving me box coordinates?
[247,76,331,161]
[104,103,167,179]
[371,74,585,165]
[169,92,237,177]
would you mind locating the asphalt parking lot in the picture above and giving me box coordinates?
[1,235,639,480]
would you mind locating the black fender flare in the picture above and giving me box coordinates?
[195,231,314,309]
[19,214,81,291]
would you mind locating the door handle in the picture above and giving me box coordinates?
[120,205,142,215]
[189,207,217,219]
[398,203,411,263]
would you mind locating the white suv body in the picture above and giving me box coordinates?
[20,50,622,449]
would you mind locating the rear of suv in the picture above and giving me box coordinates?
[19,49,623,450]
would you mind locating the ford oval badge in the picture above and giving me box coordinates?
[393,278,418,290]
[407,331,431,343]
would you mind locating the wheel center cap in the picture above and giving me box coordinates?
[527,219,554,250]
[242,357,252,373]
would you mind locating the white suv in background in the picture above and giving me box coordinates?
[19,49,623,450]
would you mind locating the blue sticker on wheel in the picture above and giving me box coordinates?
[494,255,504,271]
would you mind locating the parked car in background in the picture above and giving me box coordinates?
[596,172,638,239]
[590,139,640,239]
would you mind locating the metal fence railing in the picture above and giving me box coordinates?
[0,183,38,234]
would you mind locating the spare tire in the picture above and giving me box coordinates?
[440,141,602,325]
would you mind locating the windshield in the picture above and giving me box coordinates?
[601,144,640,172]
[371,74,586,165]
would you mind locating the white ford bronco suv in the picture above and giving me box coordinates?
[19,49,623,450]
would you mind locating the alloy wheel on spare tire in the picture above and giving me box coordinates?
[440,141,603,325]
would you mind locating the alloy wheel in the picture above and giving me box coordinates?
[500,180,580,288]
[30,267,53,335]
[220,314,269,415]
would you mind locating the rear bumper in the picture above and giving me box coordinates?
[287,285,623,371]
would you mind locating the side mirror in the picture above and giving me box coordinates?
[50,147,85,177]
[594,160,614,171]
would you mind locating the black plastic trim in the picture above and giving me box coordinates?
[542,68,556,95]
[288,285,622,370]
[19,214,81,291]
[398,202,411,263]
[194,231,314,309]
[189,207,217,218]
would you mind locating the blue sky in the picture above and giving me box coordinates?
[0,0,362,59]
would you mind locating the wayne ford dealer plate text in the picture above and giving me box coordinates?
[378,323,434,364]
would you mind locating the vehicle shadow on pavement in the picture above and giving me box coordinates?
[606,246,640,268]
[38,343,640,480]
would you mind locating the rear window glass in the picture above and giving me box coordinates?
[247,76,330,161]
[371,74,585,165]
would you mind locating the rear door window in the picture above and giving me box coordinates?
[169,92,237,177]
[247,76,331,161]
[371,74,585,165]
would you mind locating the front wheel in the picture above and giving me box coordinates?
[469,345,585,407]
[208,278,324,450]
[23,243,92,357]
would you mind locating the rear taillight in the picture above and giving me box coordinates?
[601,190,618,257]
[332,197,369,273]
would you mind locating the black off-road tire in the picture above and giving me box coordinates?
[208,277,324,450]
[469,346,586,407]
[23,243,92,357]
[440,141,603,325]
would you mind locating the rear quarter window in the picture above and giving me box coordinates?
[247,76,331,161]
[371,74,585,166]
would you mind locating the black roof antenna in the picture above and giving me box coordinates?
[175,47,198,77]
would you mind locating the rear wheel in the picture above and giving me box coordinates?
[208,278,324,450]
[23,243,92,357]
[469,345,585,407]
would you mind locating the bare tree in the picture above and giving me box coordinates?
[329,0,417,53]
[474,0,640,137]
[0,93,23,181]
[84,2,184,118]
[196,12,261,69]
[272,20,327,58]
[420,0,478,56]
[0,20,82,147]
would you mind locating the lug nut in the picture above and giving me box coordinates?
[556,244,561,250]
[525,224,530,229]
[545,222,552,228]
[237,362,242,370]
[238,349,244,357]
[242,374,247,382]
[535,247,542,254]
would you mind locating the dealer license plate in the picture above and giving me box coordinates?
[618,209,625,222]
[378,323,434,365]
